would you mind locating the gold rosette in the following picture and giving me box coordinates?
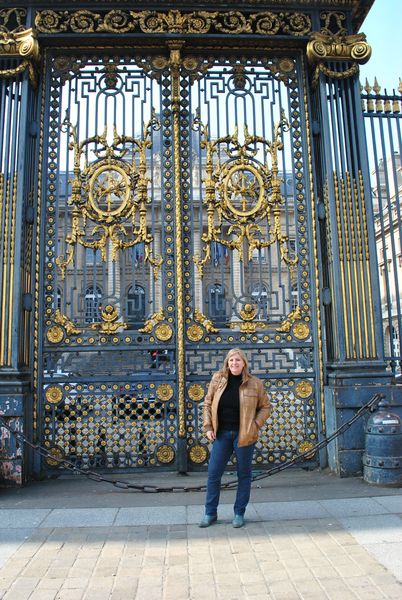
[295,381,313,399]
[189,444,209,464]
[156,384,174,402]
[156,444,175,464]
[188,384,204,402]
[45,386,64,405]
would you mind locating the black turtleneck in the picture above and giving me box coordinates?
[217,372,242,431]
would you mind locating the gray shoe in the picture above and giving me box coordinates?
[232,514,245,528]
[199,515,217,528]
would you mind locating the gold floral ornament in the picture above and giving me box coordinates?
[189,444,209,464]
[56,111,163,281]
[156,444,175,464]
[156,384,174,402]
[192,110,298,278]
[186,324,204,342]
[298,440,315,460]
[292,321,310,340]
[46,325,64,344]
[188,384,204,402]
[155,323,173,342]
[45,445,66,467]
[45,385,63,405]
[89,304,128,335]
[295,380,313,399]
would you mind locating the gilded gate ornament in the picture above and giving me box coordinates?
[156,384,174,402]
[56,112,163,281]
[35,9,311,37]
[89,304,128,335]
[192,110,298,278]
[45,386,63,405]
[307,29,371,86]
[189,444,209,464]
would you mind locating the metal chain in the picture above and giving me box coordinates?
[0,392,383,493]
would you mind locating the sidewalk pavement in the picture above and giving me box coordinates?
[0,468,401,600]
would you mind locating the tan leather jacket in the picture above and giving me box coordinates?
[203,371,271,447]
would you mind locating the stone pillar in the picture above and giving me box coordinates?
[0,29,39,485]
[308,32,391,475]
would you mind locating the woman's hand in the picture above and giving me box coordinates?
[206,430,216,442]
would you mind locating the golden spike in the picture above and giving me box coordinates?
[373,77,381,95]
[364,78,372,94]
[398,77,402,94]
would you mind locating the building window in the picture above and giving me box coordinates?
[252,283,268,319]
[55,287,62,311]
[85,248,101,264]
[85,286,102,323]
[291,282,299,311]
[208,283,227,323]
[127,285,146,323]
[212,242,229,267]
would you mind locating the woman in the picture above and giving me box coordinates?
[199,348,271,528]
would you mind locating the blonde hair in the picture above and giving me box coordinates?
[220,348,250,381]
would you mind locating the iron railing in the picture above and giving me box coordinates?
[362,78,402,377]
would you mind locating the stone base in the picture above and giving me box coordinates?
[324,383,402,477]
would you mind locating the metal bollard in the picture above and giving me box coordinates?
[363,401,402,486]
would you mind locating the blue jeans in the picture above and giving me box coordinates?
[205,430,255,517]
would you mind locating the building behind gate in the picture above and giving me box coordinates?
[0,0,401,486]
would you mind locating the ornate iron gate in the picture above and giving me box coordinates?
[37,43,321,473]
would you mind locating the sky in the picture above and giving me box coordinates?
[359,0,401,92]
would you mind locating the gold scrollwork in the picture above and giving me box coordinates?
[0,27,40,86]
[276,306,302,332]
[54,309,82,336]
[295,380,313,399]
[188,384,204,402]
[45,385,64,405]
[192,110,298,278]
[89,304,128,335]
[138,307,165,334]
[156,384,174,402]
[35,9,312,37]
[56,112,163,281]
[155,323,173,342]
[189,444,209,464]
[194,308,219,334]
[229,303,259,333]
[307,30,371,87]
[156,443,175,464]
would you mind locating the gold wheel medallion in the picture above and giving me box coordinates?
[155,323,173,341]
[46,325,64,343]
[187,324,203,342]
[45,446,65,467]
[188,384,204,402]
[156,444,175,464]
[156,384,174,402]
[292,322,310,340]
[45,386,63,405]
[189,444,208,464]
[295,380,313,398]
